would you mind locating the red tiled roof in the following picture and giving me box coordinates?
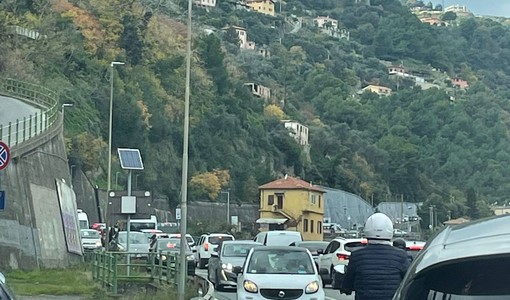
[259,176,324,192]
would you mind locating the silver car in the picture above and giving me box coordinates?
[118,231,150,259]
[80,229,102,251]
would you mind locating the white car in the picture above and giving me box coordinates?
[196,233,235,268]
[236,246,325,299]
[80,229,102,251]
[317,237,366,286]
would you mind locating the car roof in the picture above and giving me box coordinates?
[413,214,510,274]
[207,233,233,237]
[294,241,329,245]
[331,237,366,243]
[220,240,260,245]
[253,246,308,252]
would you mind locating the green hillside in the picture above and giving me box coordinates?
[1,0,509,224]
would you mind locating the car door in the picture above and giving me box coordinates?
[319,241,334,271]
[323,241,341,270]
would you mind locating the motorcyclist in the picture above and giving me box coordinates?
[341,213,410,300]
[393,237,413,263]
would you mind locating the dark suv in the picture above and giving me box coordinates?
[393,214,510,300]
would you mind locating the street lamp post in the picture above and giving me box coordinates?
[107,61,125,194]
[220,190,230,225]
[115,172,121,188]
[62,103,73,124]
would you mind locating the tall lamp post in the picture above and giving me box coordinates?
[178,0,192,298]
[107,61,125,194]
[220,190,230,225]
[61,103,73,124]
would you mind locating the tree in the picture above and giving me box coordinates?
[441,11,457,22]
[264,104,285,119]
[466,188,479,219]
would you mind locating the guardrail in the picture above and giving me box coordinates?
[89,251,185,294]
[0,78,59,146]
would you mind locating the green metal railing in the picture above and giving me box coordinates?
[0,78,59,146]
[90,251,186,294]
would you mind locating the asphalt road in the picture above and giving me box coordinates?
[0,95,40,124]
[195,269,354,300]
[0,95,42,142]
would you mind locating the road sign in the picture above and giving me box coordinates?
[0,141,10,171]
[0,190,5,210]
[175,208,181,220]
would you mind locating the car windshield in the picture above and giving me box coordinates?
[118,232,147,245]
[247,249,314,274]
[209,236,233,245]
[168,235,194,244]
[81,230,100,238]
[408,256,510,299]
[222,244,257,257]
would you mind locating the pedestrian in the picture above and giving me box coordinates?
[393,238,413,264]
[341,213,410,300]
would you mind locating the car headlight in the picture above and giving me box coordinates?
[222,263,233,271]
[243,280,258,293]
[95,241,102,247]
[161,255,167,261]
[186,255,195,261]
[305,281,319,294]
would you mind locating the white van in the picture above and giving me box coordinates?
[130,215,158,231]
[77,209,89,229]
[254,230,303,246]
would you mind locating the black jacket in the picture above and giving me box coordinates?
[341,243,410,300]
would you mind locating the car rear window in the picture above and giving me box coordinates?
[209,236,233,245]
[404,256,510,299]
[345,241,366,252]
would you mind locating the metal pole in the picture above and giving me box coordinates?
[107,65,114,195]
[178,0,192,298]
[227,191,230,225]
[126,170,132,276]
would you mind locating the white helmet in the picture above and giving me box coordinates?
[363,213,393,240]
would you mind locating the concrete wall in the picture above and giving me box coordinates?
[322,187,375,230]
[0,115,82,270]
[72,170,101,225]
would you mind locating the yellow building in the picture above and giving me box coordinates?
[246,0,275,17]
[257,175,325,241]
[360,84,392,96]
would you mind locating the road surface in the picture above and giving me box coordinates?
[0,95,43,143]
[195,269,354,300]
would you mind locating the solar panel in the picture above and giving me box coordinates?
[118,148,144,170]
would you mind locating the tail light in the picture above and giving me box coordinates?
[408,245,423,251]
[336,253,350,261]
[204,242,209,251]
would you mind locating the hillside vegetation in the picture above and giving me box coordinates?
[2,0,510,225]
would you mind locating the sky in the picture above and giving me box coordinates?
[435,0,510,17]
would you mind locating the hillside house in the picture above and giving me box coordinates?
[419,17,446,26]
[258,47,271,58]
[452,78,469,89]
[445,5,473,17]
[246,0,275,16]
[388,66,407,76]
[283,120,309,146]
[244,83,271,100]
[258,175,325,241]
[194,0,216,8]
[314,16,338,30]
[221,25,256,50]
[360,85,392,96]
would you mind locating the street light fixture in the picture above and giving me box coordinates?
[61,103,73,124]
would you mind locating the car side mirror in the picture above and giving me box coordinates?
[232,266,242,274]
[211,252,219,258]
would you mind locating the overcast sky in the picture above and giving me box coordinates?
[436,0,510,17]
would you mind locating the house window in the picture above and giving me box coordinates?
[311,220,314,233]
[276,193,284,209]
[303,219,308,232]
[318,221,322,234]
[268,195,274,206]
[311,194,317,204]
[318,195,321,208]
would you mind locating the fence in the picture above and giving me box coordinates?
[89,250,185,294]
[0,78,59,146]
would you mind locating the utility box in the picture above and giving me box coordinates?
[121,196,136,214]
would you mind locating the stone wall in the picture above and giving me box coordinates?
[0,115,82,270]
